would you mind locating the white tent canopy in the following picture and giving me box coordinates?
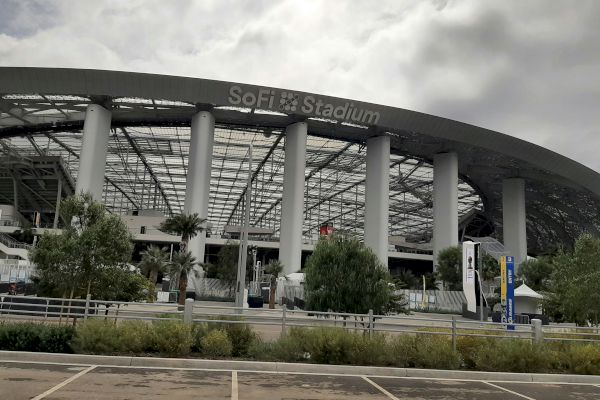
[515,283,543,299]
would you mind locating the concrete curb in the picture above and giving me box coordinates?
[1,350,599,384]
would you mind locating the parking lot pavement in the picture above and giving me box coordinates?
[1,360,600,400]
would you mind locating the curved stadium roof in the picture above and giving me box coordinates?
[0,67,599,255]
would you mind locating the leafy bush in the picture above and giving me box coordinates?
[200,330,232,357]
[564,344,600,375]
[412,335,461,370]
[74,319,192,356]
[149,320,193,356]
[471,339,558,373]
[0,322,74,353]
[72,319,122,354]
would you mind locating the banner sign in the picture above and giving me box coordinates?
[500,256,516,330]
[462,241,478,313]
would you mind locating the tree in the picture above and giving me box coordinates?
[169,250,200,305]
[393,269,419,289]
[436,246,462,290]
[480,254,500,282]
[548,235,600,326]
[139,245,169,286]
[264,260,283,309]
[30,193,134,299]
[304,235,401,315]
[518,257,554,291]
[158,213,205,252]
[92,267,156,303]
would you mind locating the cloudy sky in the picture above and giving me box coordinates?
[1,0,599,172]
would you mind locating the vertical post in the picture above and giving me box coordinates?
[503,178,528,271]
[451,316,457,352]
[235,144,252,309]
[84,294,91,321]
[433,152,458,271]
[75,104,112,200]
[365,136,390,267]
[279,122,308,275]
[53,176,62,229]
[184,298,194,324]
[281,304,287,337]
[368,309,374,338]
[185,111,215,293]
[45,299,49,321]
[531,319,543,343]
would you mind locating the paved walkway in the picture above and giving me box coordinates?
[1,360,599,400]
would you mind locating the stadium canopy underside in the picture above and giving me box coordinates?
[1,67,599,259]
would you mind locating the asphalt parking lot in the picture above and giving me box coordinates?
[1,361,600,400]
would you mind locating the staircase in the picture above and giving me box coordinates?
[0,233,31,260]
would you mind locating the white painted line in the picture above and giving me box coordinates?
[2,359,600,387]
[30,365,97,400]
[484,381,536,400]
[362,376,399,400]
[231,370,238,400]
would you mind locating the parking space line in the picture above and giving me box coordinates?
[483,381,536,400]
[30,365,97,400]
[362,376,399,400]
[231,370,238,400]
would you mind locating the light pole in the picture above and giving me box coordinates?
[235,143,253,309]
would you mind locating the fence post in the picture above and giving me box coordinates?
[531,318,543,343]
[84,294,91,321]
[368,309,374,338]
[281,304,287,336]
[451,315,457,352]
[184,298,194,324]
[45,299,49,321]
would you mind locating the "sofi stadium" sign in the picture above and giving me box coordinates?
[228,85,381,125]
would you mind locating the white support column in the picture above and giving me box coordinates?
[75,104,112,200]
[433,152,459,270]
[279,122,307,276]
[184,111,215,267]
[365,135,390,267]
[502,178,527,269]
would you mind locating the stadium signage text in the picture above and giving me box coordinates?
[227,85,380,125]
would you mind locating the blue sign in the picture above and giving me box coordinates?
[506,256,515,330]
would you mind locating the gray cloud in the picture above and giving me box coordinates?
[0,0,599,171]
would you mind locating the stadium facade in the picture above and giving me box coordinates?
[1,67,599,282]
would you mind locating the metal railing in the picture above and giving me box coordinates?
[1,294,599,347]
[0,233,32,250]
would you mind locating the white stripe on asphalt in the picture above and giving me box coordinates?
[362,376,399,400]
[231,370,238,400]
[484,381,536,400]
[3,359,600,387]
[30,365,97,400]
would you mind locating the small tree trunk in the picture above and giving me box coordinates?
[66,286,75,324]
[149,269,158,286]
[178,273,188,306]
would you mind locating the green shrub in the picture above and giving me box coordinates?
[118,321,153,354]
[150,320,193,356]
[191,322,211,352]
[200,329,232,357]
[222,323,256,357]
[471,340,558,373]
[72,319,121,354]
[412,334,461,370]
[388,335,417,367]
[0,322,74,353]
[564,344,600,375]
[456,336,487,369]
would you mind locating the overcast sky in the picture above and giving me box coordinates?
[1,0,599,172]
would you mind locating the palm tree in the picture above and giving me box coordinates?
[139,245,169,286]
[265,260,284,309]
[158,213,206,252]
[169,250,200,305]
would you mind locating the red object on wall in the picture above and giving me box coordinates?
[319,222,334,236]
